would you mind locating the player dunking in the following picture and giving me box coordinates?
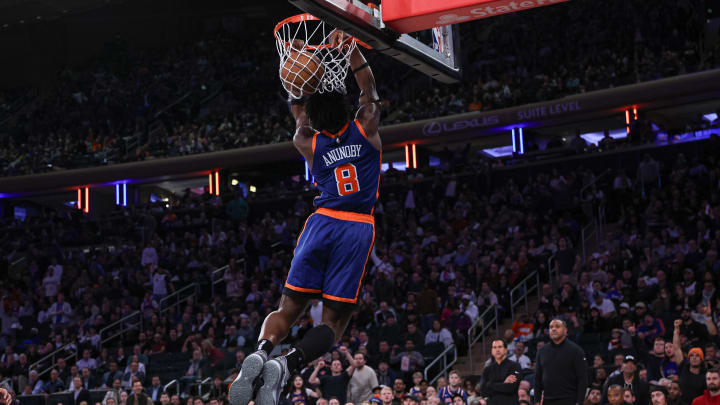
[229,30,381,405]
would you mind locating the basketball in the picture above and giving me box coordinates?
[281,48,325,97]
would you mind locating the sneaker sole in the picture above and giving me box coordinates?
[256,360,283,405]
[229,353,265,405]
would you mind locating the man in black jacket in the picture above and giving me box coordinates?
[70,376,91,405]
[481,339,521,405]
[534,319,588,405]
[603,356,649,405]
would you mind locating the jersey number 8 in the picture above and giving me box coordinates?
[335,163,360,196]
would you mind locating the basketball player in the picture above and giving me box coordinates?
[229,30,381,405]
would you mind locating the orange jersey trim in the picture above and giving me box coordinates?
[321,121,350,138]
[322,293,357,303]
[354,224,375,301]
[284,283,321,294]
[311,132,319,155]
[354,119,368,138]
[315,208,374,224]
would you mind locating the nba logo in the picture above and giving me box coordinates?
[432,26,444,54]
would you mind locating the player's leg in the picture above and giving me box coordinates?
[229,294,310,405]
[229,214,326,405]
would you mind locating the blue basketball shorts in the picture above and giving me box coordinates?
[284,208,375,305]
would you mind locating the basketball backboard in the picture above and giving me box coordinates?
[288,0,462,83]
[288,0,569,83]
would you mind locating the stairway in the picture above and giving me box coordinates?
[454,296,540,379]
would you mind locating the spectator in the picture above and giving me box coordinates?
[348,352,378,404]
[128,380,154,405]
[103,379,123,405]
[390,340,424,380]
[438,372,467,405]
[44,369,66,394]
[310,359,353,405]
[76,349,98,370]
[691,369,720,405]
[603,356,649,405]
[652,386,670,405]
[123,362,146,389]
[69,376,91,405]
[48,293,72,325]
[426,320,454,348]
[284,374,318,405]
[376,361,398,388]
[507,342,531,370]
[148,376,163,403]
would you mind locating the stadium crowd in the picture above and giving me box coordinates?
[1,0,718,176]
[3,133,720,405]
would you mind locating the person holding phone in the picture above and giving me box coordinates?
[481,339,521,405]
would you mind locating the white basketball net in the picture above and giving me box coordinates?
[274,14,359,99]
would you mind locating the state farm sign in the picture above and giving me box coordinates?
[382,0,570,34]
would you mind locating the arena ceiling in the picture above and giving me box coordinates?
[0,0,125,29]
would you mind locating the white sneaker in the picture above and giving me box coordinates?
[256,356,289,405]
[229,350,267,405]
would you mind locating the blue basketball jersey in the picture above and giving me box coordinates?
[311,119,380,215]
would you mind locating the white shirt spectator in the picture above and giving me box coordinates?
[590,297,616,317]
[141,246,158,267]
[77,357,98,370]
[43,269,62,297]
[462,300,479,323]
[425,327,454,348]
[508,353,532,369]
[309,301,323,327]
[48,300,72,324]
[152,272,168,296]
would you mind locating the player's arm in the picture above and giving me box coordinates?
[349,46,381,148]
[290,102,315,164]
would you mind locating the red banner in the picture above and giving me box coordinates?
[382,0,570,33]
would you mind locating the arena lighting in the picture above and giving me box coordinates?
[115,183,128,206]
[77,189,81,210]
[381,162,408,172]
[625,109,631,134]
[304,160,310,181]
[703,113,718,122]
[404,145,410,168]
[208,173,213,195]
[482,145,514,158]
[519,128,525,154]
[580,129,627,146]
[214,172,220,196]
[412,144,417,169]
[249,185,257,193]
[633,107,638,120]
[511,129,517,153]
[84,188,89,213]
[231,179,239,186]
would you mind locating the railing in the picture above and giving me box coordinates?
[160,283,200,315]
[100,310,142,349]
[29,344,79,379]
[509,271,540,321]
[164,379,180,395]
[210,259,246,298]
[424,344,457,385]
[547,254,557,289]
[579,168,611,197]
[580,220,598,264]
[197,376,213,398]
[466,305,499,374]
